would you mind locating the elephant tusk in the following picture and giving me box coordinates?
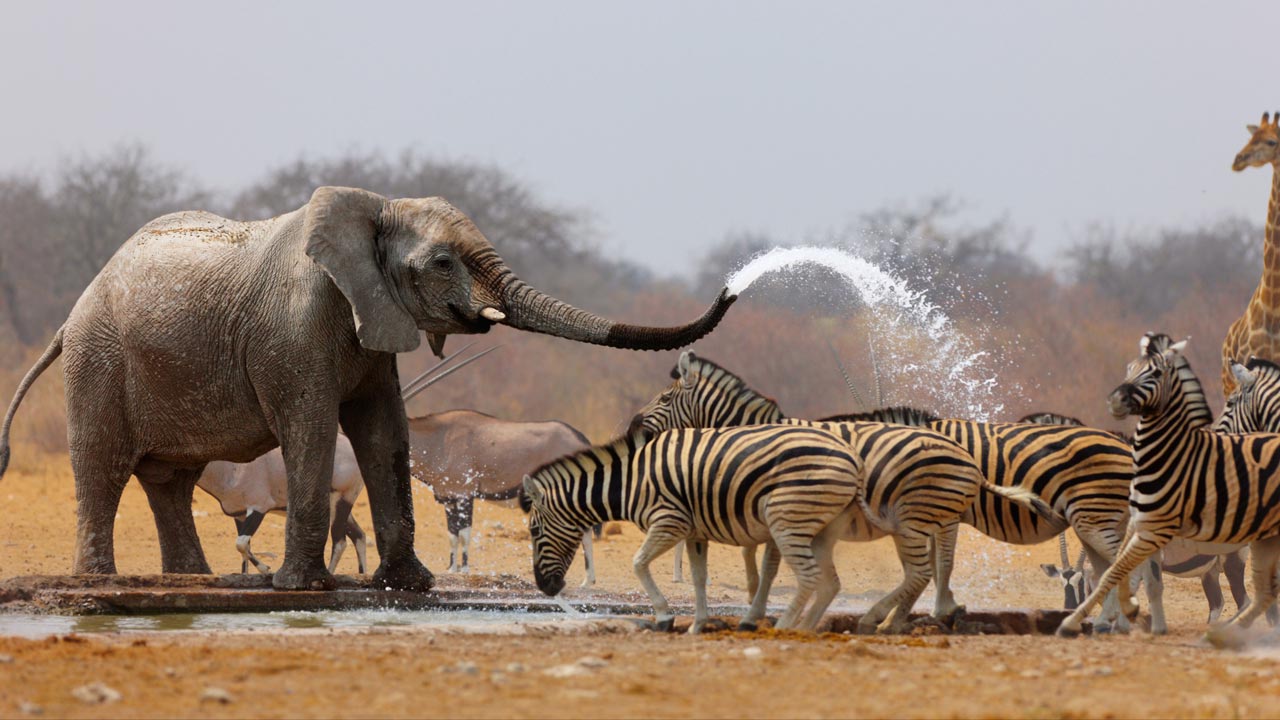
[480,307,506,322]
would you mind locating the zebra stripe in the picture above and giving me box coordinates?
[1022,407,1259,625]
[632,353,1056,632]
[1057,333,1280,639]
[520,425,862,633]
[633,351,1149,632]
[1215,357,1280,434]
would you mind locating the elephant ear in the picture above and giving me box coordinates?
[304,186,421,353]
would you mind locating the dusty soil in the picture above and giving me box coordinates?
[2,453,1280,718]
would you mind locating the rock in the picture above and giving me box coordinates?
[575,656,609,669]
[17,701,42,715]
[0,654,13,663]
[505,662,528,674]
[544,663,590,678]
[1095,665,1114,677]
[742,646,763,659]
[200,687,234,704]
[71,682,122,704]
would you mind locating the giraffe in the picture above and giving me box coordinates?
[1222,111,1280,395]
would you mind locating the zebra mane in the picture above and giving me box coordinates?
[818,406,941,426]
[676,355,781,411]
[1245,357,1280,375]
[522,430,647,501]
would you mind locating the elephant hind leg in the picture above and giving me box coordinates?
[137,467,212,574]
[69,450,134,575]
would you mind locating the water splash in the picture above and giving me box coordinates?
[724,246,1019,420]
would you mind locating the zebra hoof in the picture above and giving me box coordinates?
[655,618,676,633]
[737,620,759,632]
[1056,623,1083,639]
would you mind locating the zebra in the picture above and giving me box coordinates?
[519,425,863,633]
[1057,333,1280,640]
[633,351,1154,632]
[1215,357,1280,434]
[1020,409,1259,625]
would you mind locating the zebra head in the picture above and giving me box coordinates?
[519,473,585,597]
[630,351,781,434]
[1216,358,1280,434]
[1108,332,1187,419]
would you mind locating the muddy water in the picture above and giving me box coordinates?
[0,608,578,638]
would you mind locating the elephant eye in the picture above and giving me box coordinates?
[432,256,454,273]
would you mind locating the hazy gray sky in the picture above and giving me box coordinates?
[2,1,1275,275]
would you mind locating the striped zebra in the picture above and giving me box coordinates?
[1057,333,1280,639]
[1022,409,1257,625]
[1216,357,1280,434]
[520,425,863,633]
[633,351,1153,632]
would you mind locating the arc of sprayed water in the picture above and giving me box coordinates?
[722,245,1015,421]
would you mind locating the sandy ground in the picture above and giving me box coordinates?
[2,452,1280,718]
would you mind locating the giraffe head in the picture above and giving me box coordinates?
[1232,111,1280,171]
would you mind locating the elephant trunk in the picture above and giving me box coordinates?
[464,248,736,351]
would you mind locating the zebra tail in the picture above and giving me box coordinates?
[983,482,1058,522]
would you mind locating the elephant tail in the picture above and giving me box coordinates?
[0,326,63,481]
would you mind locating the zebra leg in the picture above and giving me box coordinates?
[672,540,685,584]
[740,541,781,631]
[1227,536,1280,630]
[772,534,824,631]
[1140,558,1167,635]
[579,529,596,588]
[235,510,271,574]
[1201,566,1225,625]
[686,540,711,634]
[632,522,688,631]
[859,530,932,635]
[797,512,850,632]
[1057,528,1170,638]
[930,520,962,621]
[743,544,760,602]
[1222,550,1253,619]
[1076,527,1130,633]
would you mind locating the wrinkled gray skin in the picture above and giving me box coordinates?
[407,410,593,580]
[0,186,735,591]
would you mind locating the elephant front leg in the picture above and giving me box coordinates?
[140,469,212,574]
[340,366,433,592]
[272,415,340,591]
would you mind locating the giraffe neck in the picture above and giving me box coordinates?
[1259,163,1280,302]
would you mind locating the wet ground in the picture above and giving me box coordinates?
[3,456,1280,717]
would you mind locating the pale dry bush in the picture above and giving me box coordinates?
[0,333,68,469]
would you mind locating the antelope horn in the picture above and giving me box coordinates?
[825,339,866,410]
[870,342,885,406]
[1074,547,1088,573]
[401,342,477,397]
[1058,533,1071,568]
[402,346,501,403]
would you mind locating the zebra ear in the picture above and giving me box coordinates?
[1232,361,1257,389]
[1167,338,1188,355]
[678,351,696,388]
[521,475,541,509]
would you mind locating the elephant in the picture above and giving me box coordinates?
[0,186,736,591]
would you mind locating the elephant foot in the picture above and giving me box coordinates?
[373,556,435,592]
[272,557,337,591]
